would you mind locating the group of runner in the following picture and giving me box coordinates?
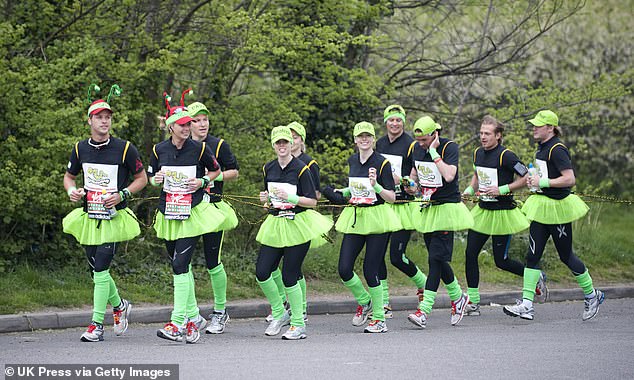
[62,85,604,343]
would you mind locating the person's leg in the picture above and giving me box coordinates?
[203,231,229,312]
[339,234,370,304]
[256,245,286,320]
[465,230,489,306]
[281,242,310,328]
[364,233,390,322]
[169,237,198,326]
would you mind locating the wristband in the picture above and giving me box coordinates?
[214,172,223,182]
[201,175,211,189]
[341,187,351,197]
[373,183,384,194]
[150,176,159,186]
[287,194,300,205]
[463,186,475,196]
[67,186,76,196]
[122,188,132,200]
[498,184,510,195]
[429,147,440,161]
[539,178,551,189]
[119,191,125,201]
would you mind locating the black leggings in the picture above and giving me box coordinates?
[465,230,524,288]
[424,231,456,292]
[525,222,586,275]
[165,236,199,275]
[202,231,224,270]
[85,243,117,273]
[380,230,419,278]
[338,233,389,288]
[256,242,310,287]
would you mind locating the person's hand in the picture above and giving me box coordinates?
[271,187,289,201]
[153,171,165,184]
[481,186,500,196]
[259,191,269,204]
[68,188,85,202]
[368,167,377,187]
[186,177,201,192]
[103,192,122,208]
[430,131,440,150]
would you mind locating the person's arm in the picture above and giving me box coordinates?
[428,133,457,182]
[64,172,85,202]
[369,165,396,203]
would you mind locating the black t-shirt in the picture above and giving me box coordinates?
[347,151,395,206]
[376,133,416,201]
[296,152,320,191]
[473,144,526,210]
[263,156,316,213]
[67,137,144,211]
[149,138,220,213]
[202,135,239,201]
[410,137,460,203]
[534,136,573,200]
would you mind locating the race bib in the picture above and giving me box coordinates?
[82,163,119,220]
[348,177,377,205]
[415,161,442,188]
[162,165,197,194]
[268,182,298,210]
[476,166,499,202]
[86,190,112,220]
[165,193,192,220]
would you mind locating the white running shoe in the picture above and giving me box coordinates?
[407,309,427,329]
[364,320,388,333]
[383,304,393,319]
[582,289,605,321]
[206,311,229,334]
[184,321,200,344]
[80,322,104,342]
[465,302,480,316]
[113,299,131,336]
[450,293,469,326]
[191,314,209,332]
[351,301,372,326]
[265,311,291,336]
[503,300,535,320]
[535,272,549,303]
[281,325,307,340]
[157,322,183,342]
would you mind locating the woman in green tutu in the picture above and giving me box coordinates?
[503,110,604,321]
[150,90,226,344]
[62,83,146,342]
[332,121,401,334]
[255,125,333,340]
[462,115,535,317]
[405,116,473,329]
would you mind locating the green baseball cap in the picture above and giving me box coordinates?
[187,102,210,116]
[353,121,376,137]
[271,125,293,147]
[528,110,559,127]
[383,104,406,123]
[413,116,441,135]
[287,121,306,142]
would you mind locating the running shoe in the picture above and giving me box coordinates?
[191,314,209,332]
[351,301,372,326]
[364,320,388,333]
[582,289,605,321]
[206,311,229,334]
[281,325,307,340]
[450,293,469,326]
[80,322,104,342]
[383,304,393,319]
[265,311,291,336]
[465,302,480,316]
[503,300,535,320]
[157,322,183,342]
[407,309,427,329]
[535,272,549,303]
[265,300,289,322]
[113,299,132,336]
[184,321,200,343]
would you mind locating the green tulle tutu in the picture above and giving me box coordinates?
[335,204,402,235]
[256,209,333,248]
[470,205,530,235]
[63,207,140,245]
[412,202,474,233]
[154,202,227,241]
[390,201,419,230]
[522,194,589,224]
[210,199,239,231]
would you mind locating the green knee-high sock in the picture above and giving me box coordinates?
[171,273,191,325]
[298,276,307,314]
[271,268,286,300]
[209,263,227,311]
[445,277,463,302]
[410,268,428,289]
[285,284,305,327]
[522,268,541,301]
[575,269,594,296]
[342,272,371,306]
[107,272,122,309]
[381,279,390,305]
[186,266,199,319]
[468,287,480,304]
[420,289,437,314]
[257,276,285,319]
[92,270,111,324]
[368,285,385,321]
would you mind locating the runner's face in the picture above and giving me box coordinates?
[385,116,404,136]
[274,139,291,158]
[171,121,192,142]
[532,125,553,143]
[480,123,500,150]
[190,114,209,140]
[291,131,303,154]
[414,132,434,149]
[88,110,112,138]
[354,133,374,151]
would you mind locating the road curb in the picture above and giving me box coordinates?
[2,285,632,333]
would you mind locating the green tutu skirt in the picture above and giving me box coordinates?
[63,207,140,245]
[335,204,402,235]
[522,194,589,224]
[256,209,333,248]
[154,202,227,241]
[470,205,530,235]
[390,201,419,230]
[209,200,239,231]
[412,202,474,233]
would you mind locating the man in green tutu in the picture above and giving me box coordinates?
[63,84,147,342]
[503,110,604,321]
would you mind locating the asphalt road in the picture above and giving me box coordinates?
[1,298,633,380]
